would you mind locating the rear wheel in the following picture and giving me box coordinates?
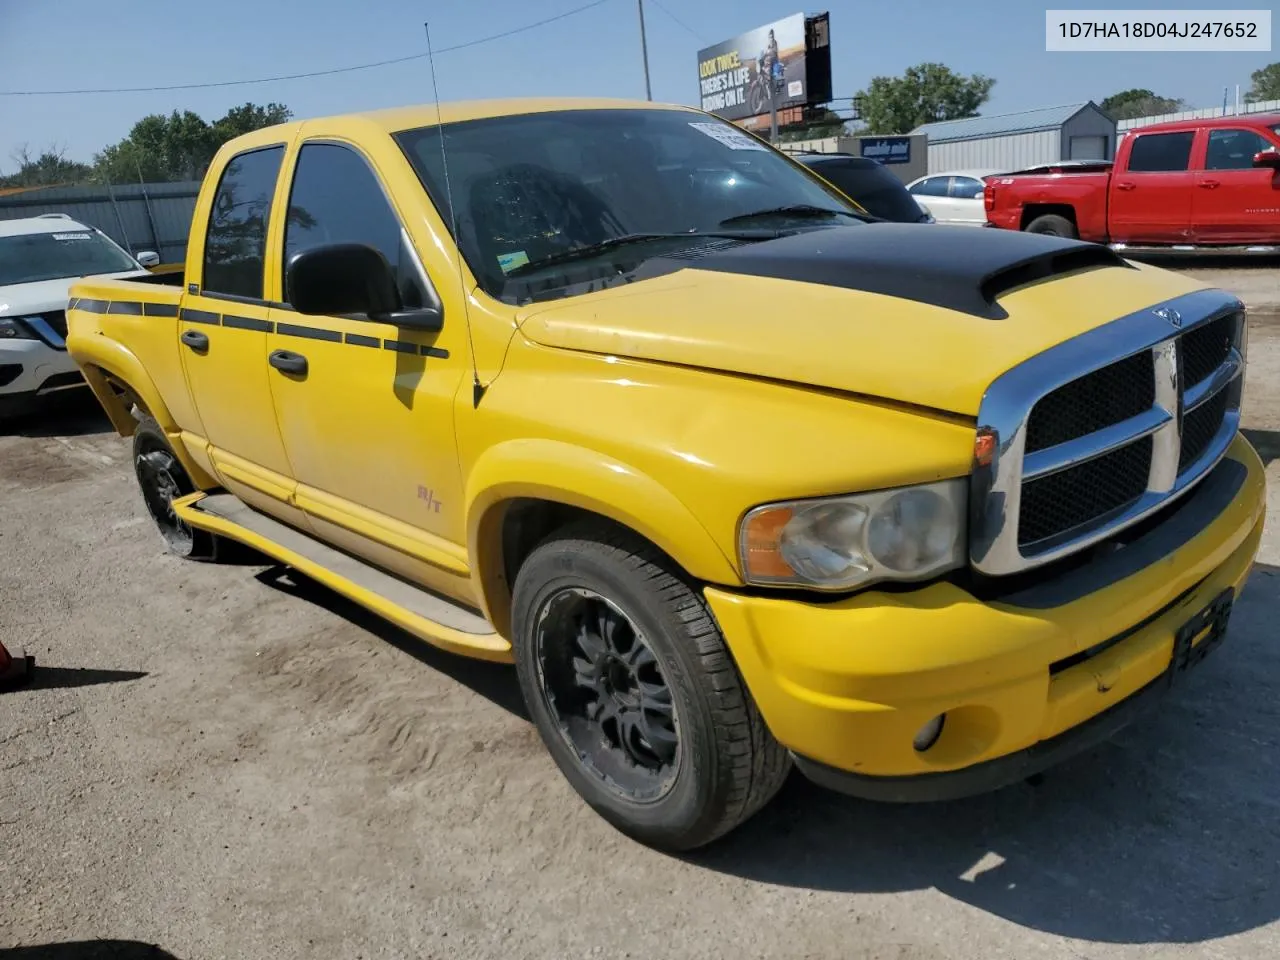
[511,520,790,851]
[1025,213,1078,238]
[133,417,219,561]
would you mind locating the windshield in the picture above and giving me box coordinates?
[808,162,926,222]
[0,229,139,286]
[395,108,863,301]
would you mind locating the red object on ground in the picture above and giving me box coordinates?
[0,639,32,688]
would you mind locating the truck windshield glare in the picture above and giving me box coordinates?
[0,231,140,287]
[394,108,862,299]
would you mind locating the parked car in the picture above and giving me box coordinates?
[793,153,934,223]
[0,214,159,420]
[984,113,1280,246]
[67,98,1262,852]
[906,169,1005,225]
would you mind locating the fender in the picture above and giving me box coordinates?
[66,329,217,490]
[466,438,741,633]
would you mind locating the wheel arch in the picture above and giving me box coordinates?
[1019,203,1079,231]
[68,333,216,490]
[465,439,740,638]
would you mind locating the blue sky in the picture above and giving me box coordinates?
[0,0,1273,172]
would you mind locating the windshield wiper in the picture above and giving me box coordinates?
[504,231,772,278]
[718,204,873,227]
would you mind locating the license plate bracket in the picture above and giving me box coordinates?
[1169,586,1235,685]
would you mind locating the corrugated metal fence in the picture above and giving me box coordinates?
[1119,98,1280,131]
[0,181,200,265]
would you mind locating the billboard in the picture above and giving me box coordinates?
[697,14,808,123]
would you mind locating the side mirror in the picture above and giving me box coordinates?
[136,250,161,268]
[1253,150,1280,169]
[286,243,442,331]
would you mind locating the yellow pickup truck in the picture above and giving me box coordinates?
[66,98,1264,851]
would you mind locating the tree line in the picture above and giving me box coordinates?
[5,60,1280,181]
[0,102,291,189]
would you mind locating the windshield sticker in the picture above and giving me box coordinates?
[497,250,530,274]
[52,232,92,241]
[688,122,768,152]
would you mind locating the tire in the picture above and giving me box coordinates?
[132,416,219,561]
[1025,213,1078,239]
[511,520,790,851]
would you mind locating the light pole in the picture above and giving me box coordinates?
[637,0,652,100]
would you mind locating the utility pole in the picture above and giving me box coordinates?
[637,0,652,100]
[769,84,779,142]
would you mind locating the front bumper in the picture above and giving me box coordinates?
[0,338,85,416]
[706,434,1266,799]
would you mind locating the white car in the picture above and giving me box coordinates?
[0,214,158,420]
[905,169,1006,226]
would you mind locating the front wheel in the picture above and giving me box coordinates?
[1025,213,1078,238]
[511,521,790,852]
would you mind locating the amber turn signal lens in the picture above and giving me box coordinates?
[742,506,796,579]
[974,430,996,468]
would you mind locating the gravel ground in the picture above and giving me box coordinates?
[2,265,1279,960]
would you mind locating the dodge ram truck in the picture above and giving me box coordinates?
[985,113,1280,248]
[66,98,1265,851]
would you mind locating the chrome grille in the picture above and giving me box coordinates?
[1018,436,1153,547]
[1024,351,1154,452]
[971,290,1246,576]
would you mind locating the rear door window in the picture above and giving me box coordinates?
[1126,132,1195,172]
[202,146,285,300]
[950,176,986,199]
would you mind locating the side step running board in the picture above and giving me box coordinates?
[173,492,511,663]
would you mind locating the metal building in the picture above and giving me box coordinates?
[912,102,1117,174]
[0,180,200,266]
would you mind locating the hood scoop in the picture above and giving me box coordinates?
[690,223,1131,319]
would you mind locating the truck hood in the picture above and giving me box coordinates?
[516,225,1210,417]
[0,270,151,316]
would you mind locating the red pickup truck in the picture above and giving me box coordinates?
[985,113,1280,248]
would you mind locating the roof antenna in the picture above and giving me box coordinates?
[425,21,485,408]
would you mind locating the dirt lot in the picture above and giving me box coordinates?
[3,264,1280,960]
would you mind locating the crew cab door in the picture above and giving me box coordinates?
[1192,127,1280,244]
[263,139,473,602]
[179,143,305,527]
[1108,130,1195,243]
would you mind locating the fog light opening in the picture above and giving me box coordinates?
[913,714,946,753]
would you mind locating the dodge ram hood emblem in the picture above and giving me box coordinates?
[1154,306,1182,327]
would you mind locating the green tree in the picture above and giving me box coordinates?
[1100,89,1185,120]
[1246,62,1280,103]
[856,63,995,135]
[0,145,93,188]
[212,102,292,142]
[93,102,292,184]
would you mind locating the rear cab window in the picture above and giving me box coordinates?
[202,146,286,300]
[1125,132,1194,173]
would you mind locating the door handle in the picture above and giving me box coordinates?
[1116,182,1136,191]
[180,329,209,352]
[1199,179,1221,189]
[268,350,308,376]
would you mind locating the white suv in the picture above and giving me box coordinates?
[1,214,158,420]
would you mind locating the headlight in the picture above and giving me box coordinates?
[739,478,968,591]
[0,317,36,340]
